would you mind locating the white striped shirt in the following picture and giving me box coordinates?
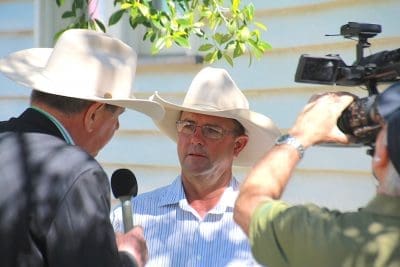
[111,176,263,267]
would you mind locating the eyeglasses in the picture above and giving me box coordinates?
[176,120,236,140]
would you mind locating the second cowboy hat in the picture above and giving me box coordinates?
[0,29,164,121]
[150,67,281,166]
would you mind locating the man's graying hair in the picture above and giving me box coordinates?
[232,119,246,136]
[30,90,119,114]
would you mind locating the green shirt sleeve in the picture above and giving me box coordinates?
[249,200,341,267]
[249,200,291,267]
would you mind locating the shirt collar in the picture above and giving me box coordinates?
[158,176,186,207]
[158,176,240,212]
[363,194,400,217]
[30,106,75,145]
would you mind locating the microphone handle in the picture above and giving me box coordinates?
[120,195,133,233]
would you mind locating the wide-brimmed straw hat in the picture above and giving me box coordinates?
[0,29,164,121]
[150,67,281,166]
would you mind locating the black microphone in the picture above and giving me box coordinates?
[111,168,138,233]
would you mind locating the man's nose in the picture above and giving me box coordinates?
[190,126,205,143]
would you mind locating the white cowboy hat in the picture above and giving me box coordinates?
[0,29,164,121]
[150,67,281,166]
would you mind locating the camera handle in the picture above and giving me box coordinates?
[356,35,371,65]
[366,81,379,95]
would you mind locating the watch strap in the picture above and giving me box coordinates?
[275,134,305,159]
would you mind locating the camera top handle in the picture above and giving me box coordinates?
[341,22,382,95]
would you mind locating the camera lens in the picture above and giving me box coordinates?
[337,95,380,144]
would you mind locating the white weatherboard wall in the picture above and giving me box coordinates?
[1,0,399,209]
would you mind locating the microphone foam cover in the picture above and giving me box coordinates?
[111,168,138,198]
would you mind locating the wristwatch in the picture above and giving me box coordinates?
[275,134,305,159]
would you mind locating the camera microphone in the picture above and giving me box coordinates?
[111,168,138,233]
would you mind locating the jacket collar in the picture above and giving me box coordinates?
[0,108,65,142]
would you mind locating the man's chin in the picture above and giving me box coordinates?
[182,160,211,175]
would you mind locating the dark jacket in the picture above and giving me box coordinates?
[0,108,134,266]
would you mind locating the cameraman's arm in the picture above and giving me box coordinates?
[234,92,354,235]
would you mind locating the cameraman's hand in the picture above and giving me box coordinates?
[116,226,148,267]
[289,91,355,148]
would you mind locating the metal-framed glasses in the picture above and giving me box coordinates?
[176,120,236,140]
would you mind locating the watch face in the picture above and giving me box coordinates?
[276,134,289,144]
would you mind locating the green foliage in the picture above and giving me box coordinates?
[56,0,271,66]
[55,0,105,41]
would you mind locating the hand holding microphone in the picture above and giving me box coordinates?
[111,168,138,233]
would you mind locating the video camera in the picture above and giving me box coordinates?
[295,22,400,153]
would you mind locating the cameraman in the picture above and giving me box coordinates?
[234,82,400,267]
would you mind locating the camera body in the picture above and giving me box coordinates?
[295,22,400,149]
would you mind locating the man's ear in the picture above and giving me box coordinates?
[373,127,389,168]
[84,103,104,132]
[233,135,249,156]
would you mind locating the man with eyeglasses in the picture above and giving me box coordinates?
[111,67,280,266]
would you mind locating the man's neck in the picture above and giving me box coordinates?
[181,171,232,218]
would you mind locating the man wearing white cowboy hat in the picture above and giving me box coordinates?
[0,29,164,267]
[111,67,280,266]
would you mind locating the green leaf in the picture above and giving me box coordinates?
[165,36,173,48]
[198,43,214,52]
[233,41,245,58]
[243,4,254,21]
[204,49,219,63]
[160,14,170,27]
[78,13,86,24]
[137,2,150,18]
[75,0,84,9]
[200,9,212,18]
[238,27,250,41]
[149,32,157,42]
[152,37,166,54]
[213,33,224,45]
[217,49,222,59]
[247,53,253,67]
[56,0,65,7]
[251,29,260,41]
[166,0,176,15]
[254,21,267,31]
[223,53,234,66]
[129,16,138,29]
[192,27,204,37]
[258,40,272,51]
[108,9,125,26]
[120,3,132,10]
[88,20,96,30]
[232,0,240,13]
[94,18,106,32]
[176,17,191,27]
[62,11,76,19]
[214,33,231,45]
[228,20,237,34]
[173,35,190,48]
[53,29,67,42]
[248,39,264,58]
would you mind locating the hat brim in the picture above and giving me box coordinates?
[0,48,164,121]
[151,92,281,166]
